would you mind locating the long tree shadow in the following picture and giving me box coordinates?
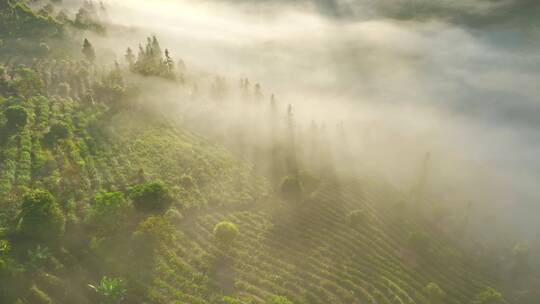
[207,247,237,295]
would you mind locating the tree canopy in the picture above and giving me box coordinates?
[4,104,28,128]
[213,221,239,244]
[129,181,173,214]
[16,189,65,242]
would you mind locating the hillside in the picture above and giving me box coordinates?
[0,1,517,304]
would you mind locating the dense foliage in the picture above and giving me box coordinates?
[16,189,65,242]
[213,221,239,244]
[129,181,173,214]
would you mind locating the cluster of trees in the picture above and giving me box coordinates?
[0,178,178,303]
[0,0,63,39]
[73,0,107,32]
[126,36,177,79]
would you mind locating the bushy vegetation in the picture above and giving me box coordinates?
[472,287,506,304]
[88,276,127,304]
[16,189,65,242]
[213,221,239,244]
[4,105,28,128]
[85,191,131,233]
[129,181,173,214]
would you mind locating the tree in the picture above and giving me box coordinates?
[164,49,174,72]
[43,122,71,146]
[38,4,54,16]
[280,176,303,203]
[151,36,161,58]
[213,221,239,244]
[57,82,71,97]
[11,67,44,97]
[132,215,176,261]
[4,105,28,128]
[254,83,263,103]
[129,181,173,214]
[82,38,96,62]
[472,287,506,304]
[125,47,135,67]
[75,8,90,26]
[285,104,298,175]
[134,216,175,244]
[88,276,126,304]
[85,191,131,234]
[16,189,65,242]
[424,282,445,304]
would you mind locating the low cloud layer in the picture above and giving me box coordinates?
[76,0,540,238]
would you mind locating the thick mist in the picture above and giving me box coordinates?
[68,0,539,241]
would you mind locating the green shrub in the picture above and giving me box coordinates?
[88,276,126,304]
[180,174,196,189]
[164,207,183,224]
[85,191,131,233]
[129,181,173,214]
[0,240,9,255]
[43,122,71,146]
[11,67,44,97]
[4,105,28,128]
[133,216,175,246]
[17,189,65,242]
[472,287,506,304]
[213,221,239,244]
[0,239,10,271]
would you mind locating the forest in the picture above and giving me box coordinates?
[0,0,539,304]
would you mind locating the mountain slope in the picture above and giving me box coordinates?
[0,2,509,304]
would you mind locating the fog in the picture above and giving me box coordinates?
[68,0,539,241]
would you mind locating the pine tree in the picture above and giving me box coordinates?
[164,49,174,73]
[254,83,263,103]
[82,38,95,63]
[286,104,298,175]
[152,36,162,58]
[125,47,135,67]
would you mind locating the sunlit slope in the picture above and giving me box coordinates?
[147,180,498,304]
[0,95,266,220]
